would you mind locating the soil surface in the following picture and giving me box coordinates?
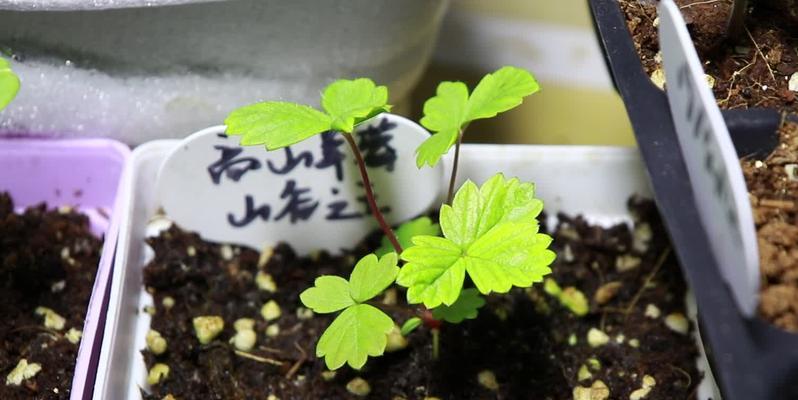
[621,0,798,111]
[0,193,103,399]
[743,121,798,331]
[141,197,700,400]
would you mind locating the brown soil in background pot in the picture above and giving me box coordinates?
[0,193,102,399]
[742,121,798,331]
[621,0,798,111]
[140,198,700,400]
[542,196,701,399]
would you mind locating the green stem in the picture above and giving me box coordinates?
[445,130,465,205]
[342,132,402,254]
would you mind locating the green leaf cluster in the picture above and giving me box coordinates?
[0,58,20,111]
[375,216,440,257]
[397,173,555,308]
[416,66,540,168]
[299,253,399,370]
[225,78,390,150]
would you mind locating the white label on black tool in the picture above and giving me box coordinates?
[155,114,444,255]
[659,0,759,316]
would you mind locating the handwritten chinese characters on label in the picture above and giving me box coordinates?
[156,114,444,255]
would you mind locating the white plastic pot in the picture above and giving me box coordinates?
[96,138,719,398]
[0,0,448,144]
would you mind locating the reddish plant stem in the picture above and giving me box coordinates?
[445,130,465,205]
[342,132,403,254]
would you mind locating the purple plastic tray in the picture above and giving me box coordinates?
[0,138,129,400]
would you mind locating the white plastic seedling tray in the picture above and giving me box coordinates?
[95,141,719,399]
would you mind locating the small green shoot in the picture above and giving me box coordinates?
[300,253,399,370]
[400,317,422,336]
[397,173,555,308]
[375,216,440,257]
[0,57,20,111]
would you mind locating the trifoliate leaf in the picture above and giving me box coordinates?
[301,253,401,370]
[349,253,399,303]
[376,217,441,257]
[0,58,20,111]
[464,66,540,122]
[397,173,555,307]
[225,101,332,150]
[415,66,539,168]
[431,288,485,323]
[397,235,465,307]
[400,317,422,336]
[322,78,390,133]
[316,304,394,370]
[299,276,355,314]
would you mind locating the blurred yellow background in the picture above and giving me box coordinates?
[409,0,636,146]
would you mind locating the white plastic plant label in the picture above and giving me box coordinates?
[659,0,759,316]
[155,114,445,254]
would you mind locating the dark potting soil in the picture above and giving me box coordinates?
[742,121,798,331]
[0,193,103,399]
[621,0,798,112]
[141,197,701,400]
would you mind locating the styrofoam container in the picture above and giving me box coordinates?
[0,138,129,400]
[0,0,447,144]
[97,140,719,399]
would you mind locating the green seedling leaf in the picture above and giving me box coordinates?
[225,101,331,150]
[0,58,20,111]
[299,276,354,313]
[400,317,422,336]
[316,303,394,370]
[376,217,441,257]
[465,223,553,293]
[431,288,485,323]
[300,252,399,370]
[398,173,555,308]
[225,77,390,150]
[397,235,465,307]
[322,78,390,133]
[464,66,540,122]
[415,128,459,168]
[415,66,539,168]
[349,253,399,303]
[416,82,468,167]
